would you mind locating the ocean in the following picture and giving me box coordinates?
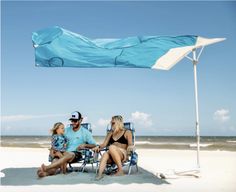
[1,136,236,151]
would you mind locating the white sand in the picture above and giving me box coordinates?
[0,147,236,192]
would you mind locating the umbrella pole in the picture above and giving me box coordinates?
[192,49,200,169]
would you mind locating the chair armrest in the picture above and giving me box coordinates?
[99,146,109,152]
[127,145,136,155]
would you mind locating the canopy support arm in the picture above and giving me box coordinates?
[157,47,204,178]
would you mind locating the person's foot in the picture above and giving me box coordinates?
[47,168,58,176]
[41,164,46,172]
[62,169,67,174]
[95,174,104,181]
[37,169,47,178]
[113,170,125,176]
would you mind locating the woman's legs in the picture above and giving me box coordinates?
[96,152,112,180]
[108,145,125,176]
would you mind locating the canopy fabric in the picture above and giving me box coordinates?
[32,26,225,70]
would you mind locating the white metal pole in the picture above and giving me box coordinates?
[193,49,200,169]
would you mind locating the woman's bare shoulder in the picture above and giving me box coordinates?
[125,130,132,136]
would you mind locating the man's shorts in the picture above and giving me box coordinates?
[70,151,83,163]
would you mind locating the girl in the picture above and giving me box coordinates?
[48,122,69,174]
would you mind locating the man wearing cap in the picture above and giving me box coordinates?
[65,111,97,163]
[38,111,97,177]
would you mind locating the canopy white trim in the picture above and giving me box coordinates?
[153,37,226,70]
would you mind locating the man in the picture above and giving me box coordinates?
[37,111,97,177]
[65,111,97,163]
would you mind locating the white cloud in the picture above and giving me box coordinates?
[1,114,68,122]
[97,118,110,127]
[213,109,230,123]
[129,111,153,127]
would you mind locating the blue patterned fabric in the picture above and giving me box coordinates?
[32,26,197,68]
[51,134,68,152]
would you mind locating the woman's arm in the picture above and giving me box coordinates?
[125,130,134,153]
[99,131,113,148]
[92,132,112,152]
[125,130,133,146]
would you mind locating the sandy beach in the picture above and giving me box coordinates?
[0,147,236,192]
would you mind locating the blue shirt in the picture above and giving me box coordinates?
[64,125,96,152]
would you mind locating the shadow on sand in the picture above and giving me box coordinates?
[1,166,169,186]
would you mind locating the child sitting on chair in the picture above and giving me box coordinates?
[49,122,69,174]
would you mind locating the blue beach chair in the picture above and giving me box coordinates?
[96,122,138,175]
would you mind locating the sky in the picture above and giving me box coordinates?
[1,1,236,136]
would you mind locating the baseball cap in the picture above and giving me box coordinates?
[69,111,82,121]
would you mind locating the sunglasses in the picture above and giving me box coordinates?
[70,119,79,123]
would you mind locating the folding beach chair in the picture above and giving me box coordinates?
[96,122,138,175]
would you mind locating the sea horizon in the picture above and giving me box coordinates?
[1,134,236,137]
[1,135,236,151]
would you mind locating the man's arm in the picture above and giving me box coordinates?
[77,143,96,150]
[85,143,96,149]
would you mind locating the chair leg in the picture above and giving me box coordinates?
[80,162,86,172]
[136,164,138,172]
[95,162,98,174]
[128,164,132,175]
[68,163,74,172]
[82,165,85,172]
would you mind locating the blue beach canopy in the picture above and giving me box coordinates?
[32,26,224,70]
[32,26,225,171]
